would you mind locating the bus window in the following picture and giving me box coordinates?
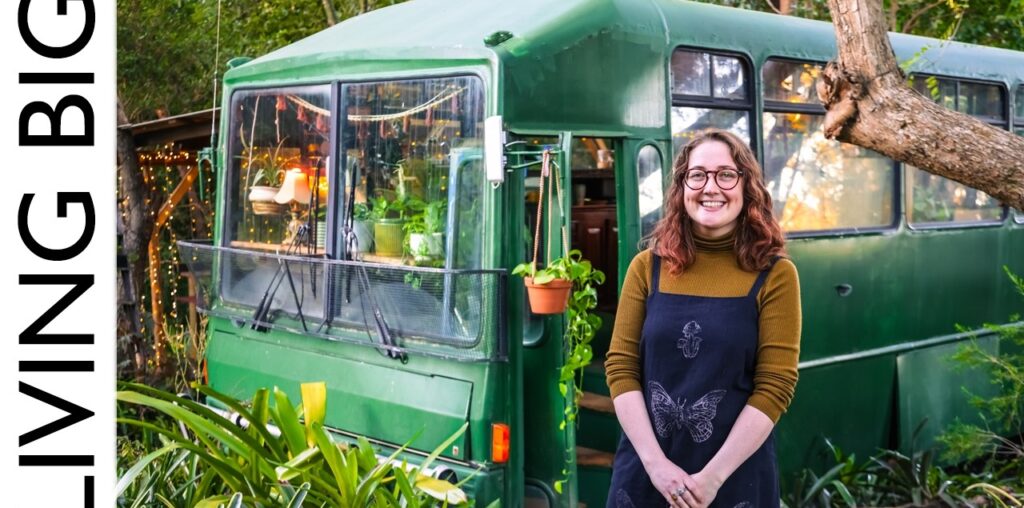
[958,82,1005,120]
[1014,85,1024,136]
[226,85,332,250]
[339,76,486,269]
[1015,209,1024,224]
[910,76,956,111]
[219,85,333,318]
[762,60,822,105]
[670,49,752,152]
[762,59,896,232]
[906,167,1003,224]
[906,75,1006,226]
[636,144,663,239]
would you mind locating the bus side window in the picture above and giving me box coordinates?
[906,76,1007,226]
[636,144,663,240]
[1015,85,1024,137]
[670,49,752,152]
[762,59,897,233]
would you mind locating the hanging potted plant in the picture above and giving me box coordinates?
[512,250,600,314]
[511,147,605,494]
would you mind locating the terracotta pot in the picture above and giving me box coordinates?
[524,277,572,314]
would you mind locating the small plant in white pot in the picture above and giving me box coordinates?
[405,199,446,262]
[245,139,293,216]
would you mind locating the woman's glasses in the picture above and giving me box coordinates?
[679,168,744,191]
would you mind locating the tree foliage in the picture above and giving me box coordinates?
[700,0,1022,51]
[118,0,1020,123]
[117,0,405,123]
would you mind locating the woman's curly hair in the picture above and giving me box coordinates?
[650,129,786,274]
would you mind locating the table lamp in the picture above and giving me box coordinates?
[274,168,312,245]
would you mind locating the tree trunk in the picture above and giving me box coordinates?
[321,0,338,26]
[821,0,1024,210]
[117,97,153,376]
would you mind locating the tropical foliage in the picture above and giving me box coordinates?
[117,382,470,507]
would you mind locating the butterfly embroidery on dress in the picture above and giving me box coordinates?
[677,320,704,358]
[615,489,635,508]
[649,381,726,442]
[733,502,753,508]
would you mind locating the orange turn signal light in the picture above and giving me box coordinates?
[492,423,510,463]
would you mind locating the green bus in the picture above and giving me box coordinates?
[178,0,1024,505]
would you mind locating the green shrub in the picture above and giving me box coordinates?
[116,382,469,507]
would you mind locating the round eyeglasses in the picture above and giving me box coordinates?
[679,168,744,191]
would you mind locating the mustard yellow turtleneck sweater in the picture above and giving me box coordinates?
[604,231,801,423]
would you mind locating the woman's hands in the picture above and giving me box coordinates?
[675,469,723,508]
[643,455,700,508]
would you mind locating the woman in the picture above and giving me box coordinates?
[605,129,801,508]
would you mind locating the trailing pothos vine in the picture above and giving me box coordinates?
[510,147,606,494]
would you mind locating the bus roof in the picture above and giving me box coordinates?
[227,0,1024,85]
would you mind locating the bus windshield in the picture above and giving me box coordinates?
[340,76,487,269]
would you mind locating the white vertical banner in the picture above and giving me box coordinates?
[1,1,114,507]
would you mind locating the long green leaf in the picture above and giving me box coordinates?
[118,389,279,480]
[312,423,353,502]
[802,462,846,504]
[275,447,322,482]
[286,482,311,508]
[117,417,259,500]
[416,422,468,476]
[273,387,308,455]
[115,443,181,497]
[195,384,285,460]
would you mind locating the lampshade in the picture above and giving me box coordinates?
[274,168,312,204]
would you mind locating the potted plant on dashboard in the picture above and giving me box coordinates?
[405,199,446,262]
[246,139,292,216]
[350,202,374,254]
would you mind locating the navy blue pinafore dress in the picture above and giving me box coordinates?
[607,254,780,508]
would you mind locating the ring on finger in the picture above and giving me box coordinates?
[675,486,687,497]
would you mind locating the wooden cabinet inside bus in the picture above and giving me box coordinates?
[570,203,618,313]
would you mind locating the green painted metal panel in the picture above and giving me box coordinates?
[577,465,613,508]
[896,337,999,456]
[207,328,473,461]
[776,356,896,476]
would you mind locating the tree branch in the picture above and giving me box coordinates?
[900,0,944,34]
[321,0,337,26]
[824,0,1024,209]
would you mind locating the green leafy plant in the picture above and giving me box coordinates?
[353,202,371,221]
[782,438,981,507]
[368,195,413,222]
[250,138,295,188]
[404,200,447,235]
[116,382,470,507]
[936,266,1024,498]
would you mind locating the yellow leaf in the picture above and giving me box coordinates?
[300,382,327,446]
[415,475,469,505]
